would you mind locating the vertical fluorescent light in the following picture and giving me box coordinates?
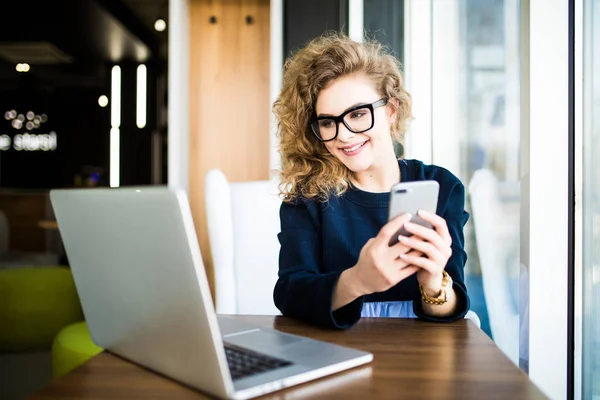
[110,65,121,187]
[111,66,121,128]
[348,0,364,42]
[136,64,147,129]
[110,128,120,187]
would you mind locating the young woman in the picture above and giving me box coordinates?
[272,32,470,329]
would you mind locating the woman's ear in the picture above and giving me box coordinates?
[387,98,400,124]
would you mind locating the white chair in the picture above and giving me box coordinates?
[205,169,282,315]
[468,168,520,365]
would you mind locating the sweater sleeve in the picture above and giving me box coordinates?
[412,181,471,322]
[273,199,363,329]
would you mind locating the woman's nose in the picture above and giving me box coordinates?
[336,122,355,142]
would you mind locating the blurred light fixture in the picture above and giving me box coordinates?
[110,128,120,187]
[26,111,34,120]
[98,95,109,108]
[110,65,121,188]
[136,65,147,128]
[154,19,166,32]
[111,66,121,128]
[16,63,30,72]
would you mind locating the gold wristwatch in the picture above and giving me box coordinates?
[419,270,452,305]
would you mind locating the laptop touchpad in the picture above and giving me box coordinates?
[225,330,302,349]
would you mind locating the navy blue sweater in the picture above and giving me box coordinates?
[273,159,470,329]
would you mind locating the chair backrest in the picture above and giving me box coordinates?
[468,169,520,364]
[205,170,282,315]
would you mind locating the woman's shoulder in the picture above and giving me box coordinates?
[400,159,467,216]
[400,159,463,187]
[280,194,327,217]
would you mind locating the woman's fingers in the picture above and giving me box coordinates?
[397,234,449,264]
[416,209,452,245]
[399,251,440,275]
[377,213,412,245]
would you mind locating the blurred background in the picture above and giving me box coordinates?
[0,1,598,399]
[0,1,167,398]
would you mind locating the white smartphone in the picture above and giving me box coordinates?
[387,180,439,246]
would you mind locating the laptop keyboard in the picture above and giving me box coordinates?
[224,344,293,381]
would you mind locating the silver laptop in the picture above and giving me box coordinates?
[50,186,372,400]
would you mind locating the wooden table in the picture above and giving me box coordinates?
[30,316,547,399]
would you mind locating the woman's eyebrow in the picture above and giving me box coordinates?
[317,102,368,118]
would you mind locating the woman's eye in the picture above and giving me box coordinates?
[350,110,367,119]
[319,120,335,128]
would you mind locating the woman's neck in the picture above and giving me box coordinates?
[351,151,400,193]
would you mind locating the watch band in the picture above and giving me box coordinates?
[419,270,452,305]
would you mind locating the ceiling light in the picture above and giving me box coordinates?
[16,63,30,72]
[98,95,109,108]
[154,19,166,32]
[136,65,147,129]
[111,66,121,128]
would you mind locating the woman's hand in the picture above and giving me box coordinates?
[350,213,422,296]
[333,213,422,311]
[397,209,452,296]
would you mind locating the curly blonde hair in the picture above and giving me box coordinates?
[273,32,412,202]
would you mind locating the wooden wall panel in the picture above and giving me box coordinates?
[189,0,271,299]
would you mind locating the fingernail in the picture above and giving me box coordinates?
[404,213,412,220]
[417,209,428,216]
[398,235,407,242]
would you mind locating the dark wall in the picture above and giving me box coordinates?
[0,62,156,189]
[0,0,158,190]
[284,0,348,58]
[118,61,156,187]
[364,0,405,63]
[283,0,404,62]
[0,80,110,189]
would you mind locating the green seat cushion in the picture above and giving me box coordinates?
[0,267,84,351]
[52,321,103,379]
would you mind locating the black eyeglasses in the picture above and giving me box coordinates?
[310,98,388,142]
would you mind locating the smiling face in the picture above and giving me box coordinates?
[315,73,397,174]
